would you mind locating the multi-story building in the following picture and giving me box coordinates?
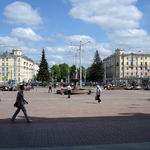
[103,49,150,85]
[0,49,39,83]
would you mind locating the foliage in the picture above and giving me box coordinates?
[88,50,104,82]
[70,65,76,79]
[59,63,69,81]
[51,64,61,81]
[37,49,50,83]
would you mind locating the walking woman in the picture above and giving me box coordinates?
[96,85,102,103]
[11,84,32,123]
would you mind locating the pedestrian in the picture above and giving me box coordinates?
[67,84,72,98]
[60,84,64,95]
[96,85,102,103]
[48,83,52,93]
[53,82,56,92]
[11,84,32,123]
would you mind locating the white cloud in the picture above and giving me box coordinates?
[3,1,43,26]
[69,0,150,53]
[69,0,141,30]
[65,35,96,44]
[51,55,63,60]
[46,47,66,53]
[109,29,150,51]
[0,36,24,49]
[11,27,42,41]
[21,46,37,53]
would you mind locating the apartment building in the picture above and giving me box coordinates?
[0,49,39,83]
[103,49,150,85]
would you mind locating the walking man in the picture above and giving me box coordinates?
[11,84,32,123]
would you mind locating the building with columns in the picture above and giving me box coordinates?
[0,49,39,83]
[103,49,150,85]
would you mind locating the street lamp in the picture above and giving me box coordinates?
[79,40,90,88]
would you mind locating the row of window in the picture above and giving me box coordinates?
[122,62,148,66]
[124,72,148,76]
[122,67,149,70]
[125,57,149,60]
[2,58,8,61]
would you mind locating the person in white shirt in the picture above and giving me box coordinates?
[67,84,72,98]
[96,85,102,103]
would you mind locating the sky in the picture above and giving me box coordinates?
[0,0,150,67]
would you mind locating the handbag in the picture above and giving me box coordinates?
[14,102,19,107]
[95,95,98,100]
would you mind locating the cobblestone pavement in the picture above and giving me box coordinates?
[0,87,150,149]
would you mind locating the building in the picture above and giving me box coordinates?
[0,49,39,83]
[103,49,150,85]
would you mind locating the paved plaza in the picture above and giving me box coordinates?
[0,87,150,149]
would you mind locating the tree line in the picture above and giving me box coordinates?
[37,49,104,84]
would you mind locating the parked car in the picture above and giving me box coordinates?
[133,85,142,90]
[0,85,9,91]
[124,85,133,90]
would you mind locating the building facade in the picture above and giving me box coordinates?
[0,49,39,83]
[103,49,150,85]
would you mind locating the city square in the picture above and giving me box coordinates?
[0,88,150,149]
[1,0,150,149]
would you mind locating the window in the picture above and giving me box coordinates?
[141,62,143,65]
[127,62,128,65]
[145,72,147,76]
[136,67,138,70]
[2,63,4,66]
[141,67,142,70]
[6,58,8,61]
[141,57,142,60]
[145,62,147,66]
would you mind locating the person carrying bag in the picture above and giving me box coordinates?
[11,84,32,123]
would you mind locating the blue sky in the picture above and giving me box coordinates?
[0,0,150,67]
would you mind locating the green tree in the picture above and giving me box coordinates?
[51,64,61,81]
[89,50,104,82]
[70,65,76,79]
[37,49,50,83]
[59,63,69,81]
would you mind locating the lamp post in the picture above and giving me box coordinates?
[79,40,90,88]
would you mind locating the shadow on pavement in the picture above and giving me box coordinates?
[0,113,150,148]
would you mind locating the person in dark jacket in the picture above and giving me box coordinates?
[11,84,32,123]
